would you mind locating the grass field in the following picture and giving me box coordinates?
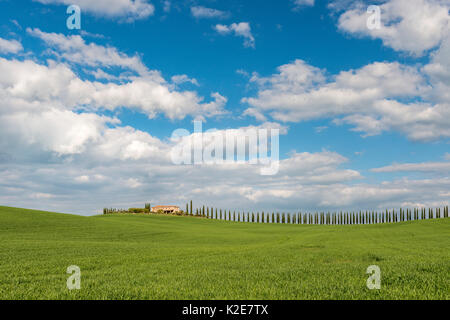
[0,206,448,300]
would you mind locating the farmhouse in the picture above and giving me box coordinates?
[151,205,181,214]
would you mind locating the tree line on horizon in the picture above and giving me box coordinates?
[103,200,449,225]
[181,201,449,225]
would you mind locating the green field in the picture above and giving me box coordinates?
[0,206,448,300]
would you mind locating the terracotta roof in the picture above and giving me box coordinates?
[152,205,179,208]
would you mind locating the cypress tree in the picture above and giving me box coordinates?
[190,200,193,215]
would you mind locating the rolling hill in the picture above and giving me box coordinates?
[0,206,448,299]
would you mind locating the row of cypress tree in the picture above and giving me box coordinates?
[184,202,449,225]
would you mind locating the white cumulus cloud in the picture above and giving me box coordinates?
[0,37,23,54]
[337,0,450,56]
[34,0,155,22]
[215,22,255,48]
[191,6,229,19]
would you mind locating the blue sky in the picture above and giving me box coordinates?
[0,0,449,215]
